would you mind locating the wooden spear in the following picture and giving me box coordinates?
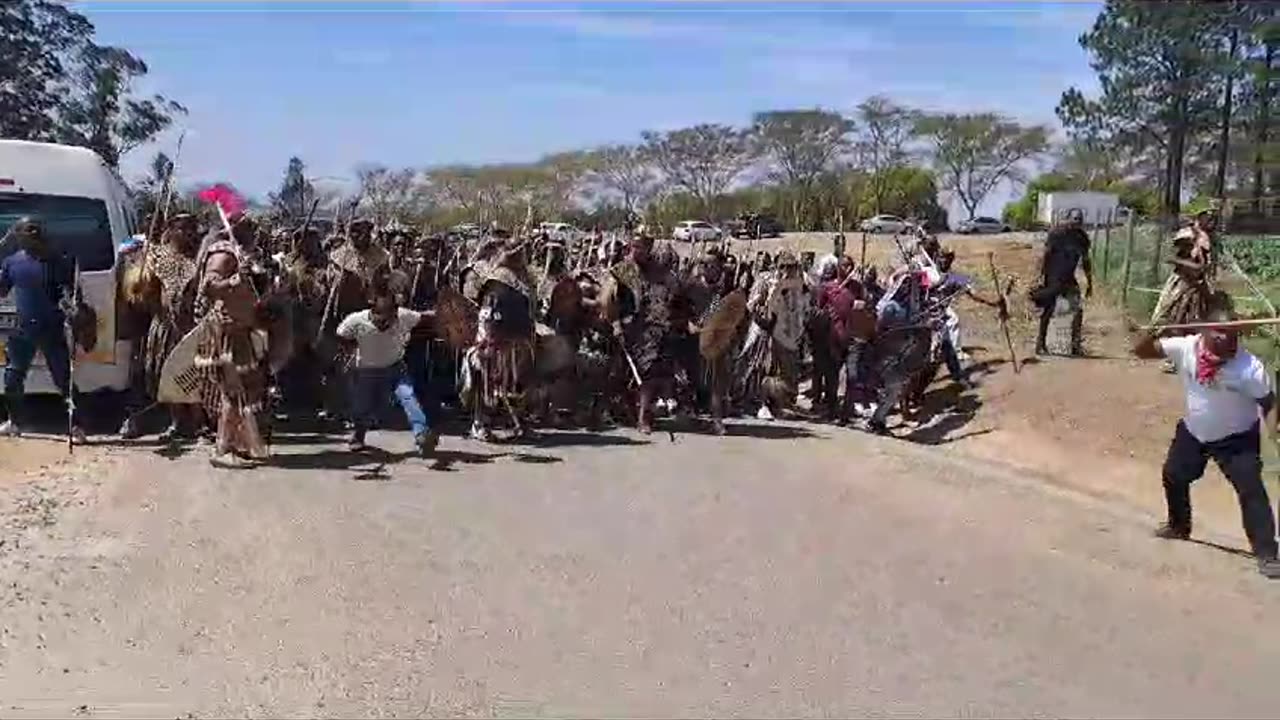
[1140,317,1280,332]
[987,252,1019,374]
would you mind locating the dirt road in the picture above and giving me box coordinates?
[2,422,1280,718]
[3,229,1279,717]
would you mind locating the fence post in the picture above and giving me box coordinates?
[1120,214,1136,309]
[1101,216,1112,282]
[1147,216,1165,289]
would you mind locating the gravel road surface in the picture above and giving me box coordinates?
[1,422,1278,718]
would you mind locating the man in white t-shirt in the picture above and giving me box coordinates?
[336,286,437,456]
[1134,309,1280,578]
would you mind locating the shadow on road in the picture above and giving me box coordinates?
[1188,537,1255,560]
[271,447,418,472]
[512,431,651,449]
[429,448,504,472]
[722,422,818,440]
[266,432,341,446]
[511,453,563,465]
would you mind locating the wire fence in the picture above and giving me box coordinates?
[1088,219,1280,327]
[1085,215,1280,474]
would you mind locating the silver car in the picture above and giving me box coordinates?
[956,216,1011,234]
[858,214,909,234]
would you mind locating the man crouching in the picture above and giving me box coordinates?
[1133,306,1280,579]
[336,276,438,456]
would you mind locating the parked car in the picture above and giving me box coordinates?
[449,223,483,239]
[956,216,1011,234]
[538,221,581,243]
[672,220,723,243]
[858,214,909,234]
[727,213,784,239]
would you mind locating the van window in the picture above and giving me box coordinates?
[0,193,115,271]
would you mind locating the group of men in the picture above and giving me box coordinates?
[9,202,1280,580]
[0,209,991,466]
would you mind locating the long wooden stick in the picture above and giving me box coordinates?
[987,252,1019,374]
[146,130,185,242]
[65,260,80,453]
[139,130,186,282]
[1141,317,1280,332]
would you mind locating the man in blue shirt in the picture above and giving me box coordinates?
[0,218,84,441]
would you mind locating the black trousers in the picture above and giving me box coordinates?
[1036,285,1083,352]
[811,342,844,417]
[1162,421,1278,559]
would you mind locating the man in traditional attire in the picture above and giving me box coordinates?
[193,215,271,468]
[318,218,390,416]
[1151,208,1222,334]
[531,242,584,425]
[606,235,680,434]
[681,251,736,434]
[738,251,810,421]
[567,271,615,429]
[278,225,332,414]
[328,218,390,316]
[462,238,537,441]
[120,213,202,440]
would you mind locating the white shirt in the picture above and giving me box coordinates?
[1159,334,1272,442]
[336,308,421,369]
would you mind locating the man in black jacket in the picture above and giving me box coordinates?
[1034,208,1093,356]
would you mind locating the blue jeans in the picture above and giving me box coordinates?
[349,363,430,440]
[4,324,74,425]
[940,335,968,384]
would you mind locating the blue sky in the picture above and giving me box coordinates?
[78,0,1103,217]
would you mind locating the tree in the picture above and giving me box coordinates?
[640,124,755,217]
[141,151,173,194]
[0,0,94,141]
[267,157,315,223]
[1243,7,1280,200]
[585,144,661,215]
[423,165,485,219]
[0,1,182,164]
[750,109,854,230]
[131,150,174,227]
[530,151,591,221]
[1001,172,1075,229]
[1210,3,1248,198]
[862,166,946,227]
[915,112,1050,220]
[354,165,420,225]
[1054,137,1126,188]
[854,95,920,214]
[1057,1,1235,218]
[55,43,186,168]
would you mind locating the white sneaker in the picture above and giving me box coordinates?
[0,420,20,438]
[469,422,495,442]
[70,426,88,445]
[756,405,775,421]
